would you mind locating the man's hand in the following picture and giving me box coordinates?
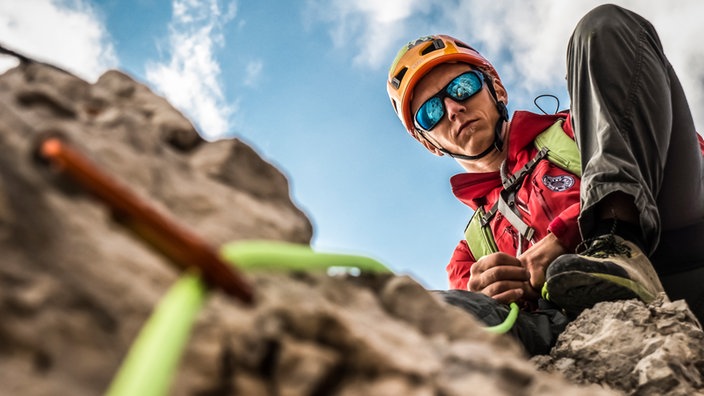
[518,233,566,291]
[467,252,534,304]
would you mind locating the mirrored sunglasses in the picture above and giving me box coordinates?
[414,70,485,132]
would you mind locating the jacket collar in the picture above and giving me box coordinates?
[450,110,569,209]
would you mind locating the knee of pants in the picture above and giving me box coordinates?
[572,4,642,45]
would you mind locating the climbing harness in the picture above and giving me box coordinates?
[459,119,581,337]
[464,119,581,260]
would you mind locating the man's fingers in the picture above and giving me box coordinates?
[530,270,546,290]
[469,265,529,292]
[474,252,523,271]
[489,283,541,304]
[492,288,525,305]
[479,266,529,289]
[522,284,540,301]
[483,280,528,298]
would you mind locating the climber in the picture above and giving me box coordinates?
[386,4,704,353]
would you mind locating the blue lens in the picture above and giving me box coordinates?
[448,72,482,101]
[414,71,484,131]
[415,97,443,131]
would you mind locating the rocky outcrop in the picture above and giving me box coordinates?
[172,273,613,396]
[0,56,702,396]
[533,297,704,395]
[0,58,313,395]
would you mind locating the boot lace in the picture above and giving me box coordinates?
[576,234,632,259]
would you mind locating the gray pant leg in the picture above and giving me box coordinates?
[434,290,568,356]
[567,4,704,260]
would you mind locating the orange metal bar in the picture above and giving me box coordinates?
[37,135,254,304]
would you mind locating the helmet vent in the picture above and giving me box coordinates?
[453,40,476,51]
[421,39,445,56]
[392,67,408,89]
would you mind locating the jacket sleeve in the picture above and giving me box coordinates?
[547,202,581,253]
[446,240,476,290]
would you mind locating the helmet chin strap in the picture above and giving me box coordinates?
[424,99,509,162]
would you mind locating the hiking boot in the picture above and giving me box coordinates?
[542,234,666,314]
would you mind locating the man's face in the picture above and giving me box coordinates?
[410,63,505,160]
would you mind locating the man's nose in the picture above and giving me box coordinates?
[444,97,466,122]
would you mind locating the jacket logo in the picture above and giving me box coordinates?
[542,175,575,192]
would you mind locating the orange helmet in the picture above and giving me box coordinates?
[387,35,502,138]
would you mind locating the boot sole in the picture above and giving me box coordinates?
[544,270,651,315]
[546,255,630,279]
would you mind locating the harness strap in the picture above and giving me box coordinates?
[479,147,549,228]
[502,147,549,189]
[480,202,498,227]
[466,206,500,259]
[464,119,581,260]
[498,194,535,242]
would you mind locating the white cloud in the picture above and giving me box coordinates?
[0,0,117,81]
[305,0,429,68]
[316,0,704,129]
[244,59,263,87]
[457,0,704,128]
[145,0,236,140]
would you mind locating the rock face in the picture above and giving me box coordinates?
[533,297,704,395]
[173,274,612,396]
[0,58,702,396]
[0,59,313,394]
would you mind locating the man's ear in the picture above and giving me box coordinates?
[492,77,508,105]
[415,130,444,157]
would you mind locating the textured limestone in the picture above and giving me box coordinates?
[533,297,704,395]
[1,56,702,396]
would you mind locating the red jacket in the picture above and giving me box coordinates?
[447,111,582,290]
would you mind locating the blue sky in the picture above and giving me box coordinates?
[2,0,703,289]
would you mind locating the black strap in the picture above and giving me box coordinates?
[478,147,549,230]
[501,147,549,189]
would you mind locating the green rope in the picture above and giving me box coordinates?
[106,240,517,396]
[484,302,519,334]
[106,241,390,396]
[106,270,208,396]
[220,240,391,274]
